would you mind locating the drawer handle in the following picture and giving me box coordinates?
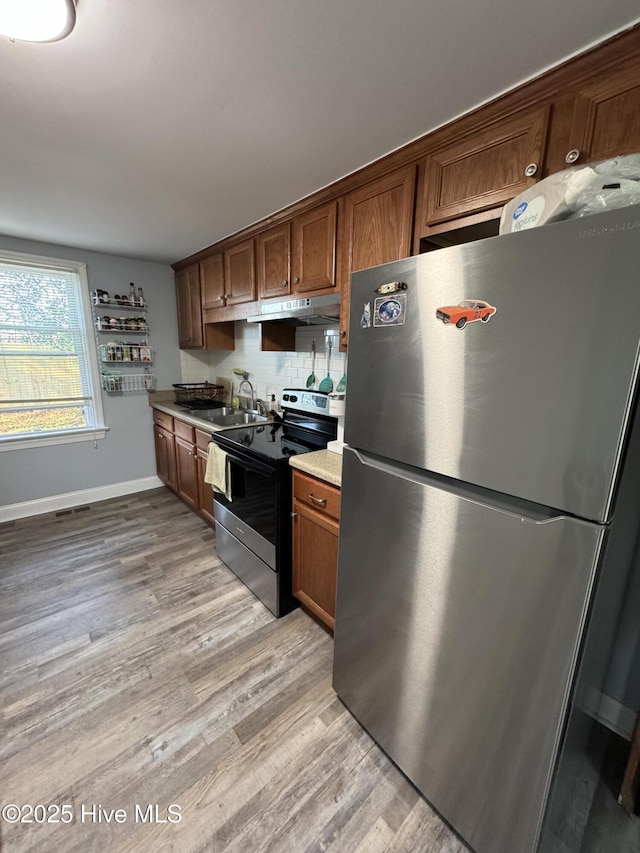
[308,493,327,508]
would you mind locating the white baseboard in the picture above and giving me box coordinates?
[0,476,164,523]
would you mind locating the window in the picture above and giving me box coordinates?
[0,250,107,450]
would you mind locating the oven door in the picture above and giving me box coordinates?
[212,445,278,569]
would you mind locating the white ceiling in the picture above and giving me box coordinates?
[1,1,639,265]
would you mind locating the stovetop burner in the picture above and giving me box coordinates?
[213,421,322,463]
[210,387,338,465]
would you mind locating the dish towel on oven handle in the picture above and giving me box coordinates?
[204,442,232,501]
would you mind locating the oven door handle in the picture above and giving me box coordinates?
[213,444,275,479]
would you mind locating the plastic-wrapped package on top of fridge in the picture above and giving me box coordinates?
[499,153,640,235]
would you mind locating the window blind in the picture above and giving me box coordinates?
[0,257,101,439]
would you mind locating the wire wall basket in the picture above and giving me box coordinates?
[99,344,153,363]
[102,372,155,393]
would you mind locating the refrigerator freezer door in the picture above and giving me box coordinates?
[345,207,640,521]
[333,448,605,853]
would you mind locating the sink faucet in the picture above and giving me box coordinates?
[255,398,268,416]
[236,375,255,411]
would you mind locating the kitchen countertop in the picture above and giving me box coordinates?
[152,401,343,485]
[151,400,233,433]
[289,450,343,487]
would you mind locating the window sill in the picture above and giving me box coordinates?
[0,426,109,452]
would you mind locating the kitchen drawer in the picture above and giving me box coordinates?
[173,419,195,443]
[195,428,212,451]
[153,409,174,432]
[293,470,341,520]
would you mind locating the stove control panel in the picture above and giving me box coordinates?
[281,388,332,417]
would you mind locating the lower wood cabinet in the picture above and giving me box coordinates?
[153,412,216,526]
[196,432,216,526]
[154,424,176,490]
[175,434,198,510]
[292,469,341,632]
[153,411,177,490]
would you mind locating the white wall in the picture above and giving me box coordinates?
[180,322,348,406]
[0,234,181,516]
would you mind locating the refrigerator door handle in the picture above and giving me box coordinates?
[351,449,603,529]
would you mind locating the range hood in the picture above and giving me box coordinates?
[246,293,341,325]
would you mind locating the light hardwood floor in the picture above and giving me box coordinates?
[0,488,468,853]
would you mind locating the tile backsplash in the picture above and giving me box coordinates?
[179,321,347,406]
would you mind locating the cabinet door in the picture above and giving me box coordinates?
[196,447,216,526]
[257,223,291,299]
[224,238,256,306]
[292,498,339,631]
[175,435,198,509]
[175,264,204,348]
[567,60,640,165]
[340,165,416,349]
[200,254,225,311]
[154,425,176,491]
[423,105,550,227]
[292,200,338,294]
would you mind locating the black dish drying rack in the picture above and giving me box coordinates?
[173,382,225,409]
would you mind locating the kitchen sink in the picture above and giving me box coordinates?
[187,407,236,418]
[202,409,269,427]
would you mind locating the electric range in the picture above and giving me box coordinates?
[210,389,338,616]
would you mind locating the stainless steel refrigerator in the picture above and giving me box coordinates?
[333,206,640,853]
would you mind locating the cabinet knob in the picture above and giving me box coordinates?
[158,433,163,439]
[293,276,300,284]
[340,329,346,338]
[565,149,581,164]
[524,163,538,177]
[282,280,288,287]
[290,511,297,519]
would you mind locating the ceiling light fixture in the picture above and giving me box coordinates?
[0,0,76,43]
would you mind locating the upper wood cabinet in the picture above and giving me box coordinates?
[175,263,204,349]
[291,200,338,294]
[176,257,234,351]
[257,201,338,299]
[257,223,291,299]
[422,105,550,228]
[566,61,640,166]
[173,30,640,350]
[224,238,256,306]
[201,253,225,311]
[339,165,417,349]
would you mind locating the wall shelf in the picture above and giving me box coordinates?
[92,287,154,395]
[99,344,153,363]
[95,319,149,333]
[101,372,155,393]
[92,296,147,311]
